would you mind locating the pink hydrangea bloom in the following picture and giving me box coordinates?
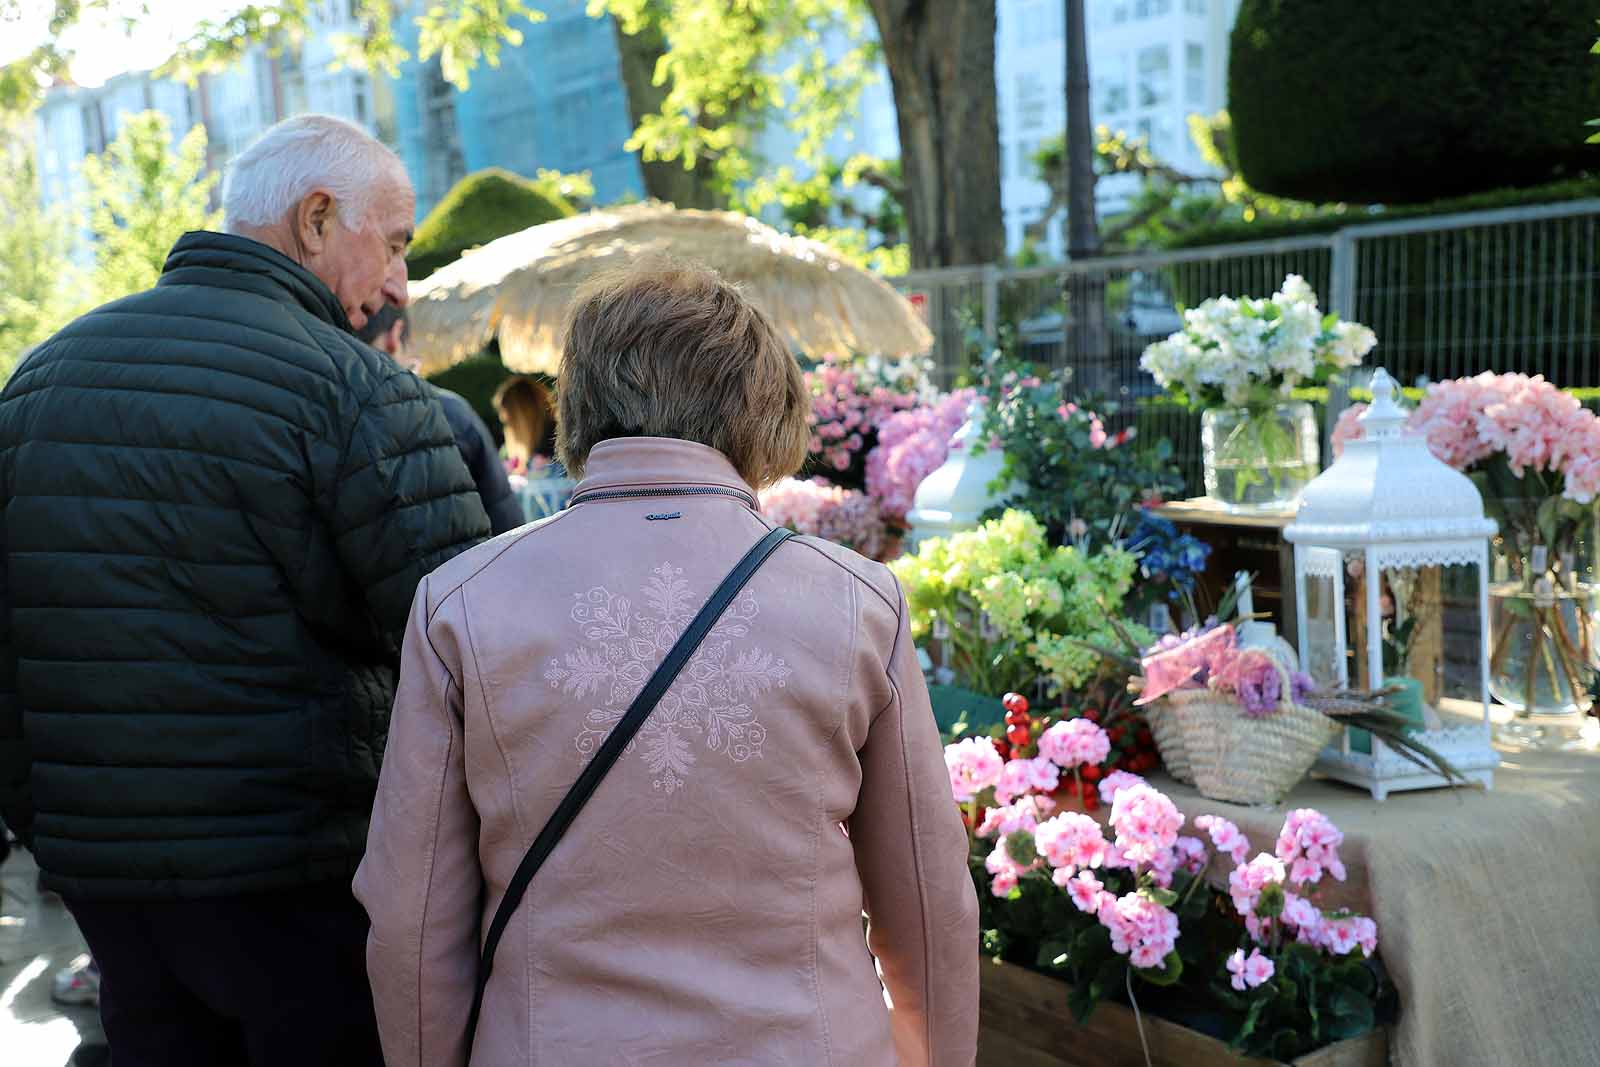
[1034,811,1109,876]
[1098,770,1147,806]
[1275,808,1348,886]
[1108,784,1185,866]
[1330,402,1369,460]
[758,477,885,558]
[1227,947,1276,991]
[1064,870,1107,913]
[944,737,1004,802]
[1194,814,1251,865]
[864,389,974,523]
[804,354,925,476]
[1229,853,1287,916]
[1038,718,1112,770]
[1098,892,1180,970]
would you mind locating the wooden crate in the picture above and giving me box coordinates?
[977,959,1388,1067]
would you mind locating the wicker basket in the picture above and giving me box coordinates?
[1168,659,1340,805]
[1144,702,1194,785]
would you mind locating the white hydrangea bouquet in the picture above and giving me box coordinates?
[1139,274,1376,411]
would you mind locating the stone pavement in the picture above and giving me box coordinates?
[0,845,106,1066]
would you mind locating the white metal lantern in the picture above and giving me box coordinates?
[906,398,1018,549]
[1284,369,1500,799]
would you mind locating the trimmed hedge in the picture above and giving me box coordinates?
[1163,178,1600,252]
[1228,0,1600,204]
[408,168,574,280]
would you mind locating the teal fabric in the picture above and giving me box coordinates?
[0,232,490,899]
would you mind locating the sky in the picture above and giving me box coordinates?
[1,2,233,88]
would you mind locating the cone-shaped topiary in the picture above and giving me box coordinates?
[1228,0,1600,204]
[407,168,575,280]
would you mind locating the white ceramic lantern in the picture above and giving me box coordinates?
[906,398,1017,549]
[1283,369,1500,799]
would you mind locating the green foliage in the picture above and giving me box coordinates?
[1027,113,1344,253]
[0,132,82,377]
[745,152,909,275]
[79,111,220,305]
[1229,0,1600,203]
[1163,176,1600,251]
[425,350,518,443]
[976,347,1184,547]
[600,0,877,204]
[407,168,575,280]
[157,0,540,93]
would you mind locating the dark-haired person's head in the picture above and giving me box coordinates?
[356,303,408,361]
[555,258,809,489]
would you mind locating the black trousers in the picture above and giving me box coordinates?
[65,884,383,1067]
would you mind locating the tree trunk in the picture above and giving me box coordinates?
[1063,0,1110,393]
[868,0,1003,270]
[608,13,725,210]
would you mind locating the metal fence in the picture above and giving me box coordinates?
[894,199,1600,490]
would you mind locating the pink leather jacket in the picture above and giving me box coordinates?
[355,437,979,1066]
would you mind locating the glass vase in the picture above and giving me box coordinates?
[1200,402,1320,512]
[1488,576,1597,717]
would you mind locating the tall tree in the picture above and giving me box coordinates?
[0,131,81,375]
[867,0,1002,269]
[1061,0,1107,391]
[79,111,221,304]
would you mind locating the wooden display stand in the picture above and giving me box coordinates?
[978,958,1389,1067]
[1150,498,1298,649]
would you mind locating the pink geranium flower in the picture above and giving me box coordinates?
[1038,718,1112,770]
[1109,784,1185,866]
[1194,814,1251,865]
[1227,947,1276,991]
[1034,811,1109,876]
[944,737,1004,802]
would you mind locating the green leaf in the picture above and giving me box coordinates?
[1228,997,1268,1050]
[1136,950,1184,986]
[1143,886,1180,908]
[1066,977,1098,1024]
[1327,985,1377,1039]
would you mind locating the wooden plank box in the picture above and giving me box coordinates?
[977,959,1389,1067]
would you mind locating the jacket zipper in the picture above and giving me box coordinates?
[571,485,758,509]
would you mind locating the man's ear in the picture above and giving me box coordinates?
[295,191,337,255]
[384,318,407,358]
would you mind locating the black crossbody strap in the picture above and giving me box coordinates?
[467,526,794,1036]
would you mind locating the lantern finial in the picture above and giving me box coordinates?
[1357,368,1407,441]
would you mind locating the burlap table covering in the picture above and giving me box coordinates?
[1148,736,1600,1067]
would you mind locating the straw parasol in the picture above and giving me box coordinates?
[404,202,932,376]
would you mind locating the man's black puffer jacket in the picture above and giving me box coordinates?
[0,232,491,899]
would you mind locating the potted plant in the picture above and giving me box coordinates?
[1140,275,1376,513]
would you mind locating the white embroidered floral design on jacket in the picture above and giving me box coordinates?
[545,562,790,793]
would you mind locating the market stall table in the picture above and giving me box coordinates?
[1146,713,1600,1067]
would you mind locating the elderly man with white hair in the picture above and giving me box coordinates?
[0,114,490,1065]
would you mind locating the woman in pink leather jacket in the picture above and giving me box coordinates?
[355,260,979,1065]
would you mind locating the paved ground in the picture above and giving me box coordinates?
[0,846,106,1066]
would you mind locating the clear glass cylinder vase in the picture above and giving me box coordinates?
[1200,402,1320,512]
[1487,580,1597,715]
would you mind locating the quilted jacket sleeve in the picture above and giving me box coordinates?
[325,370,491,642]
[850,584,980,1067]
[0,510,30,848]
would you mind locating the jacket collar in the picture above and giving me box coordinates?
[570,438,759,509]
[158,231,353,332]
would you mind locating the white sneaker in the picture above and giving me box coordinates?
[51,954,100,1007]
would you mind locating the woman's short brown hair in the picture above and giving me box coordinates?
[556,258,810,488]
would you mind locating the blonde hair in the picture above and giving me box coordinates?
[493,376,553,466]
[556,258,809,488]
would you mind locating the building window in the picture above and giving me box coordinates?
[1016,139,1040,179]
[1015,71,1047,131]
[1099,81,1129,116]
[1134,0,1171,16]
[1185,43,1205,104]
[1136,45,1171,108]
[1111,1,1128,24]
[1185,0,1206,13]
